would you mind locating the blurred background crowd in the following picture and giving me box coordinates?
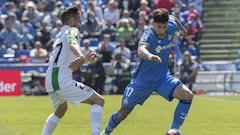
[0,0,203,95]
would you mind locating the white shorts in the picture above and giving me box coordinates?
[49,81,94,110]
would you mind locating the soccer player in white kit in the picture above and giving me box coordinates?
[42,6,104,135]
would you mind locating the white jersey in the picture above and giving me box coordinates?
[45,25,80,92]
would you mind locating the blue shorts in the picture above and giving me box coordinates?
[121,74,181,109]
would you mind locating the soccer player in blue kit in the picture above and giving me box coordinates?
[101,8,193,135]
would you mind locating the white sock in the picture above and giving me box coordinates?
[42,113,60,135]
[90,104,103,135]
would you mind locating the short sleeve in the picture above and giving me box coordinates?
[139,30,150,46]
[67,27,80,42]
[169,15,179,32]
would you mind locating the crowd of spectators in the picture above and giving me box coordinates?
[0,0,204,94]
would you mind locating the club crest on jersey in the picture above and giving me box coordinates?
[158,40,161,44]
[168,34,173,41]
[142,33,149,41]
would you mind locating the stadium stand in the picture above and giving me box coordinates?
[200,0,240,61]
[2,0,239,95]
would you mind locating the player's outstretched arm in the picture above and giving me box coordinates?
[173,16,187,38]
[138,44,162,63]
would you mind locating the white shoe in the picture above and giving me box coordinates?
[165,129,182,135]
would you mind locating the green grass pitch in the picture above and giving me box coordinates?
[0,95,240,135]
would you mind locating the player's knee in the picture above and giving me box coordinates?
[183,84,193,99]
[177,84,194,100]
[187,90,194,100]
[100,98,105,107]
[97,95,105,107]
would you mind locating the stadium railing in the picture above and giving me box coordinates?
[1,63,240,95]
[193,71,240,94]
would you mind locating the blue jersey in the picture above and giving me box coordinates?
[132,17,178,84]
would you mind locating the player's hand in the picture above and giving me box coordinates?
[179,28,187,38]
[149,54,162,63]
[85,51,97,63]
[69,57,84,71]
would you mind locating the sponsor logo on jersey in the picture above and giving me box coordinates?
[155,43,172,53]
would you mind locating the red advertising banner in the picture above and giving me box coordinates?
[0,70,21,96]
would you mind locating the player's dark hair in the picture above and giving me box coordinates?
[152,8,169,23]
[60,6,80,24]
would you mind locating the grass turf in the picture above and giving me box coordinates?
[0,94,239,135]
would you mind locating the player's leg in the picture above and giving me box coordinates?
[155,75,193,132]
[102,107,132,135]
[102,85,137,135]
[102,84,153,135]
[53,80,103,135]
[83,91,105,135]
[171,83,193,129]
[42,100,67,135]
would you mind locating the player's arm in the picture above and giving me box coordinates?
[69,40,85,70]
[69,40,97,70]
[138,44,162,63]
[173,16,187,38]
[68,28,96,70]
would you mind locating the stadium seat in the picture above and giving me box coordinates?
[16,50,30,58]
[89,38,99,47]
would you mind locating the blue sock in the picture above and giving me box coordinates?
[171,100,192,129]
[104,112,121,134]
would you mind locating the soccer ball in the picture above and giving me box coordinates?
[165,129,182,135]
